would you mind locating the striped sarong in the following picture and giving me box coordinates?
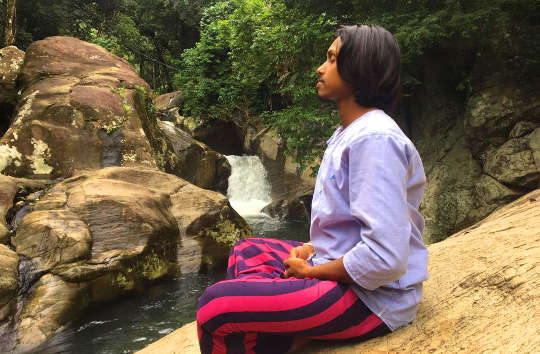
[197,238,390,354]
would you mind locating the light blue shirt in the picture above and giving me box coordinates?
[310,109,428,331]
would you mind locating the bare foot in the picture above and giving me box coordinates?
[288,337,311,353]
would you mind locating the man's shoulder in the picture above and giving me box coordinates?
[345,110,412,147]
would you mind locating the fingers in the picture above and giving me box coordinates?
[289,247,298,259]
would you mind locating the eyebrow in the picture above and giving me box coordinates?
[327,49,336,56]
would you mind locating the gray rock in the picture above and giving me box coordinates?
[0,45,24,104]
[509,121,538,139]
[483,136,538,189]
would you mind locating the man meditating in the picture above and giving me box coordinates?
[197,25,428,354]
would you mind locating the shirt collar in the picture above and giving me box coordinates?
[326,109,381,145]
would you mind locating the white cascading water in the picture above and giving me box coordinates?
[225,155,272,216]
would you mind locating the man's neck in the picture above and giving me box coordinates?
[337,96,376,129]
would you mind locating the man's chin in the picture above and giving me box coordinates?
[317,93,333,103]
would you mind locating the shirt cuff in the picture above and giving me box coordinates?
[343,249,376,291]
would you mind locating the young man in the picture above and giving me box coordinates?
[197,25,428,354]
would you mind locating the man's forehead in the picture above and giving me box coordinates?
[327,37,341,54]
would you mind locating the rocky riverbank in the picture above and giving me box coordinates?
[0,37,250,352]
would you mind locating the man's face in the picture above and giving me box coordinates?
[316,37,352,102]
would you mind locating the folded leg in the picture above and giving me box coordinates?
[197,272,389,354]
[226,238,303,280]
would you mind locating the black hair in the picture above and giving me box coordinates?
[336,25,401,112]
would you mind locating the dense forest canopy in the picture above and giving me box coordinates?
[1,0,539,170]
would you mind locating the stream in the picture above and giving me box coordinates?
[37,156,309,354]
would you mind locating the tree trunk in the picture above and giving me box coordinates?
[3,0,16,47]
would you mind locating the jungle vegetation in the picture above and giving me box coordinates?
[1,0,539,171]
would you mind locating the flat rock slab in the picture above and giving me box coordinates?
[138,189,540,354]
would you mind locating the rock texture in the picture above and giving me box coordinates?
[155,91,183,124]
[155,91,182,111]
[0,174,53,244]
[138,189,540,354]
[159,121,231,194]
[0,167,251,352]
[410,54,540,243]
[0,37,181,178]
[0,45,25,139]
[0,245,18,321]
[0,46,24,103]
[262,190,313,222]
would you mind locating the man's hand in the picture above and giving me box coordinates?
[284,257,312,279]
[289,243,314,260]
[284,243,315,278]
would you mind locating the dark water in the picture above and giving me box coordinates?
[37,216,309,354]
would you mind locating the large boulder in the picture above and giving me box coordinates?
[137,189,540,354]
[159,121,231,194]
[0,167,251,352]
[172,183,250,272]
[0,36,181,179]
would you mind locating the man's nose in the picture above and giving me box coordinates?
[316,64,324,76]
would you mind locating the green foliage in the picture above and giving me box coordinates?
[2,0,538,170]
[174,0,539,170]
[8,0,208,94]
[174,0,338,165]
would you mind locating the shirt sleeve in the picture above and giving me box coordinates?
[342,134,411,291]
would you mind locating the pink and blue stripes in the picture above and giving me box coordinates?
[197,238,389,354]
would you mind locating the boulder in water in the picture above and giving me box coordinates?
[1,166,251,352]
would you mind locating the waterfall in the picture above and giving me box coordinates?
[225,155,272,216]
